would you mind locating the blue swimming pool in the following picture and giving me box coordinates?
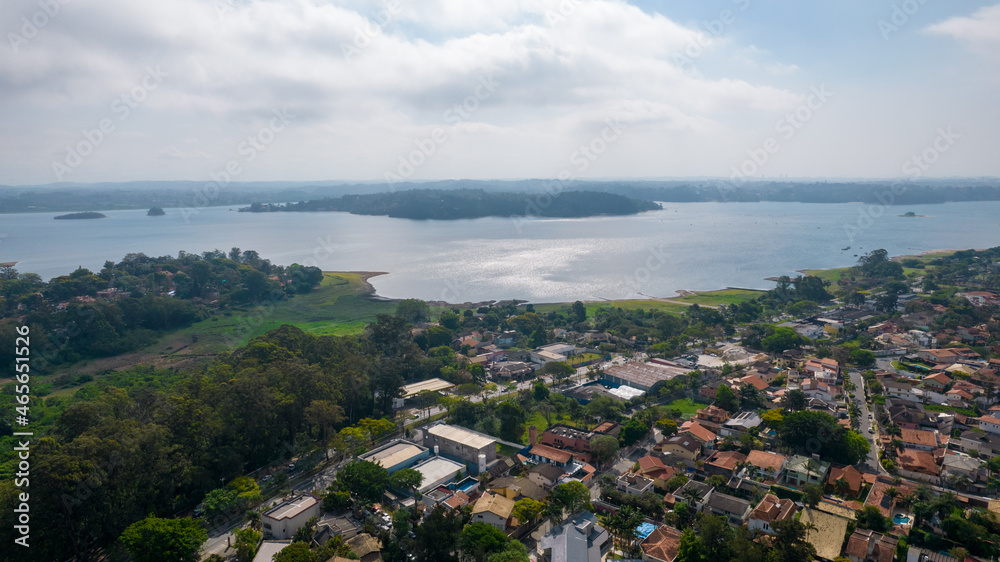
[893,514,911,525]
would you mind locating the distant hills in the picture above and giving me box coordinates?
[3,178,1000,213]
[239,189,662,219]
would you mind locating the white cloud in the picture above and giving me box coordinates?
[0,0,807,183]
[924,3,1000,57]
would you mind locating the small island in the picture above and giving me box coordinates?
[54,212,107,220]
[239,188,662,220]
[898,211,927,217]
[147,206,166,216]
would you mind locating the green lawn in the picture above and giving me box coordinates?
[801,267,852,283]
[164,272,396,351]
[48,272,398,383]
[520,411,577,445]
[497,443,522,457]
[662,397,704,419]
[670,289,766,307]
[567,352,603,367]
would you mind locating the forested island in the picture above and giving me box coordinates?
[53,211,106,220]
[239,189,662,219]
[147,206,165,216]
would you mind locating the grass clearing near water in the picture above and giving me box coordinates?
[51,272,397,382]
[669,289,766,307]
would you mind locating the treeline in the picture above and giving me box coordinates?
[615,179,1000,205]
[0,316,422,561]
[6,179,1000,214]
[240,189,662,219]
[0,249,322,371]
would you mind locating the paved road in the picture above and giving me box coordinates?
[849,369,883,473]
[201,457,349,559]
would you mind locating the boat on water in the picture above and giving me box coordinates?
[842,246,850,251]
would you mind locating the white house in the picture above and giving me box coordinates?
[978,416,1000,435]
[263,494,322,540]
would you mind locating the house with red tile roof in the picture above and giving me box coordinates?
[865,477,916,517]
[748,494,797,535]
[635,455,678,490]
[898,427,944,451]
[704,450,747,478]
[826,465,865,496]
[696,405,729,423]
[845,529,898,562]
[640,525,683,562]
[897,448,940,478]
[680,421,717,446]
[527,443,573,467]
[746,450,788,481]
[922,372,952,391]
[738,374,769,392]
[442,490,470,510]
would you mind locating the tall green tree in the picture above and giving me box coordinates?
[545,481,592,522]
[120,516,207,562]
[715,384,738,412]
[336,460,389,504]
[459,522,510,562]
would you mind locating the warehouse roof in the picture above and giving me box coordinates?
[401,378,455,398]
[426,424,497,449]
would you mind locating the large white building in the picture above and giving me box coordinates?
[263,494,322,540]
[423,424,497,471]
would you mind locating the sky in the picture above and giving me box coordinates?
[0,0,998,186]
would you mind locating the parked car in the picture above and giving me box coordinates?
[288,463,296,473]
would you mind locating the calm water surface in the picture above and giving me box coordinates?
[2,201,999,303]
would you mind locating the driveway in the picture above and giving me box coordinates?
[848,369,882,473]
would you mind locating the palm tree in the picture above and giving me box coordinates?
[805,458,822,482]
[244,509,262,532]
[835,477,851,497]
[948,473,972,492]
[681,486,703,509]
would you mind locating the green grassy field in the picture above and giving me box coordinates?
[169,272,396,351]
[662,397,704,419]
[52,272,397,383]
[801,267,852,283]
[520,411,577,444]
[567,352,603,367]
[670,289,766,307]
[533,300,692,316]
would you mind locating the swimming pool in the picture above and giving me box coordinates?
[893,514,911,525]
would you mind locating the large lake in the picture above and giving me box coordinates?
[3,201,1000,303]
